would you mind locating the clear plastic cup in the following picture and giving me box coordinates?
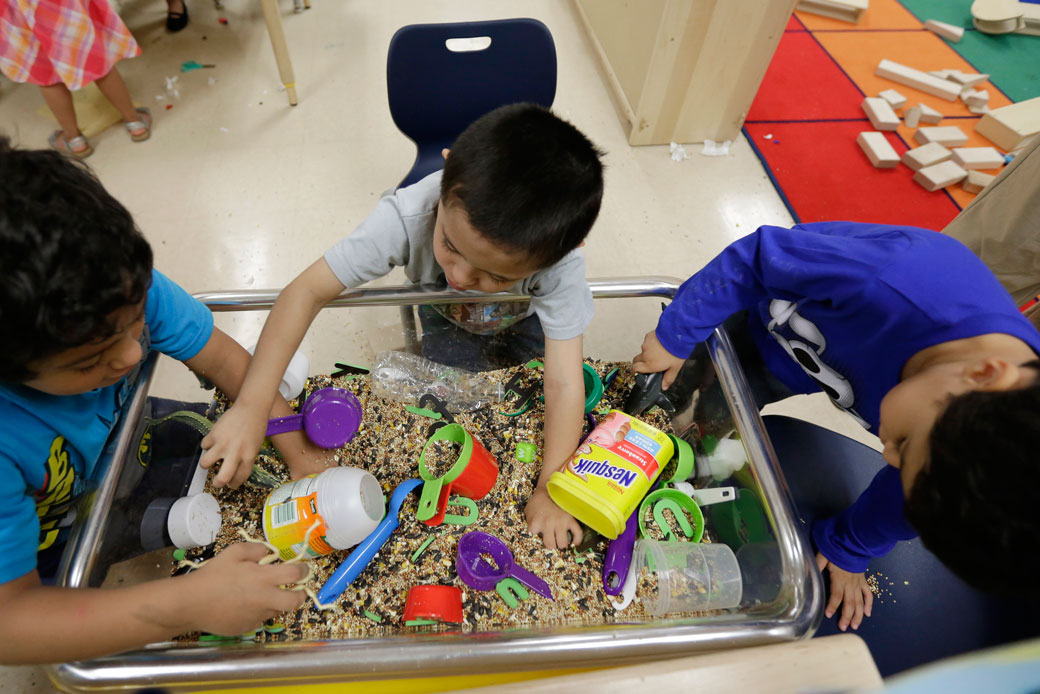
[632,539,743,614]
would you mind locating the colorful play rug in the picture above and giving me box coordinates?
[745,0,1039,230]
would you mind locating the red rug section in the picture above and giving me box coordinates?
[748,32,870,122]
[744,121,960,229]
[747,20,963,229]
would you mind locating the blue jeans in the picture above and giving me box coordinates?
[418,306,546,372]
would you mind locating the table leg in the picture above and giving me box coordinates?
[259,0,299,106]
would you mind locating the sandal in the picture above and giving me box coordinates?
[166,1,189,32]
[47,130,93,159]
[124,108,152,142]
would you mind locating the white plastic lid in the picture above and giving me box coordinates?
[316,467,384,550]
[167,493,222,549]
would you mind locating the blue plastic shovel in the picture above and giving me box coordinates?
[317,478,423,604]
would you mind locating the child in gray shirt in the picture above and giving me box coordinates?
[202,104,605,550]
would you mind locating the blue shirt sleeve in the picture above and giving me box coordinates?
[812,465,918,572]
[0,466,42,584]
[146,269,213,361]
[656,223,896,358]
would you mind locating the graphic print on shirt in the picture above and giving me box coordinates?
[767,300,869,428]
[34,437,76,550]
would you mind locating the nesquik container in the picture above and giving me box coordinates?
[547,410,673,539]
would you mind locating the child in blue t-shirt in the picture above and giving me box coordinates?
[0,138,328,664]
[633,222,1040,633]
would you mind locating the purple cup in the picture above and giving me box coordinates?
[266,387,362,449]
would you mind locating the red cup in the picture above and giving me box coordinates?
[419,425,499,527]
[402,585,464,624]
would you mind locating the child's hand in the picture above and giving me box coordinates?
[200,402,268,488]
[184,543,308,636]
[631,330,687,390]
[525,487,583,549]
[817,552,873,631]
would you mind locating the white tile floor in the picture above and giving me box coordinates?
[0,0,878,689]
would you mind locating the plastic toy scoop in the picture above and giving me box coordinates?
[416,424,498,526]
[456,531,553,600]
[624,372,677,416]
[317,478,422,604]
[638,488,704,543]
[266,387,361,449]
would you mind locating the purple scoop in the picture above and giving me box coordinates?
[456,531,553,600]
[266,387,362,449]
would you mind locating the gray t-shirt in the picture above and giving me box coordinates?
[324,171,594,341]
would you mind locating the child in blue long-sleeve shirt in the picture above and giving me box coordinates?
[633,222,1040,632]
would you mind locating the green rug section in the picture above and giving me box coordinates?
[898,0,1040,102]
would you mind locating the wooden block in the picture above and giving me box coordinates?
[928,69,957,79]
[875,59,962,101]
[924,18,965,41]
[974,96,1040,150]
[964,89,990,106]
[949,70,990,87]
[857,132,900,168]
[918,103,944,124]
[796,0,869,23]
[969,103,991,115]
[952,146,1006,170]
[914,125,968,146]
[901,142,952,171]
[878,89,907,109]
[904,104,922,128]
[962,170,996,193]
[1021,1,1040,35]
[913,160,968,191]
[972,0,1025,34]
[862,97,901,131]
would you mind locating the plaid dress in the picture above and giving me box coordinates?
[0,0,140,89]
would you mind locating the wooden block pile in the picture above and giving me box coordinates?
[854,58,1040,197]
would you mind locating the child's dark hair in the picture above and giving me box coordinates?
[0,136,153,381]
[440,103,604,268]
[906,365,1040,596]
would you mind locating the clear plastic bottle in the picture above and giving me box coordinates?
[369,351,503,412]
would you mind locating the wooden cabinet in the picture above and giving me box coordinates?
[573,0,797,145]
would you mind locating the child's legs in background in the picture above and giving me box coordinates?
[418,306,545,372]
[38,82,80,139]
[93,66,141,124]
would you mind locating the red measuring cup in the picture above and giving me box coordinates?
[416,423,498,526]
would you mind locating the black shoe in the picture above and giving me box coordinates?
[166,1,188,32]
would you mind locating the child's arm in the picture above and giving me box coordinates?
[633,223,890,379]
[199,259,347,488]
[524,335,586,549]
[0,543,305,664]
[184,327,331,484]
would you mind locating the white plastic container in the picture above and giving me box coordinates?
[633,539,743,614]
[262,467,384,561]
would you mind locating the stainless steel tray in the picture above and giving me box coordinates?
[48,278,822,692]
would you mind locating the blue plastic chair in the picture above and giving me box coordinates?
[386,18,557,189]
[764,414,1040,677]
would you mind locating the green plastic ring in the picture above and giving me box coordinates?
[662,434,695,483]
[582,363,604,414]
[495,577,530,608]
[638,488,704,543]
